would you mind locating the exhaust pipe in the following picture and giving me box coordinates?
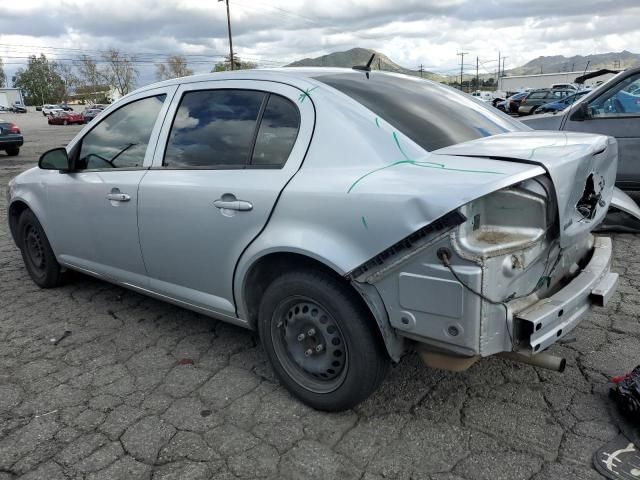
[498,351,566,372]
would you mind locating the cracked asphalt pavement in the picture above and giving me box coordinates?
[1,112,640,480]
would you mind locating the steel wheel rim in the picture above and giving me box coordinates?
[25,225,45,271]
[270,296,348,394]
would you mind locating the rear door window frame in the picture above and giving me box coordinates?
[151,80,306,171]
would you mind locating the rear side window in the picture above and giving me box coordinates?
[77,94,166,170]
[164,90,265,168]
[251,95,300,167]
[529,92,547,100]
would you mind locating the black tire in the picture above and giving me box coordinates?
[530,106,538,115]
[6,147,19,156]
[258,269,389,411]
[17,210,64,288]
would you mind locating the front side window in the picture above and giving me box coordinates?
[77,95,166,170]
[164,90,265,168]
[589,74,640,118]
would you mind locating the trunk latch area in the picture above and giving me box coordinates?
[576,173,605,221]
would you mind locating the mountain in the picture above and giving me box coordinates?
[506,50,640,76]
[285,47,444,81]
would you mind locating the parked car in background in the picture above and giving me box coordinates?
[523,65,640,192]
[504,91,528,113]
[42,105,63,116]
[537,90,590,113]
[59,103,74,111]
[471,91,493,102]
[48,111,84,125]
[518,89,573,115]
[550,83,578,91]
[10,105,27,114]
[0,105,10,113]
[0,118,23,156]
[35,105,43,111]
[82,108,103,123]
[7,69,618,410]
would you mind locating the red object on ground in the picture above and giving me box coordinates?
[612,373,631,384]
[177,358,195,365]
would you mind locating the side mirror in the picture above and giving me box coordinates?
[38,148,72,171]
[571,102,591,121]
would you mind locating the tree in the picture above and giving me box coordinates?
[155,55,193,81]
[212,54,257,72]
[0,57,6,88]
[77,55,102,90]
[54,62,79,99]
[12,54,65,105]
[101,48,138,96]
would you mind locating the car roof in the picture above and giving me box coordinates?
[127,67,420,97]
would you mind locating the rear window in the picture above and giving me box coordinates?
[314,72,525,151]
[528,92,548,99]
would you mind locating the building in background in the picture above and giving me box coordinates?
[0,88,25,108]
[498,70,618,92]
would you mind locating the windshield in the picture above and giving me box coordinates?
[313,71,527,151]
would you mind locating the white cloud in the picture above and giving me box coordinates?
[1,0,637,85]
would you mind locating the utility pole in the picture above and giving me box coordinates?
[501,56,508,77]
[497,51,501,77]
[219,0,234,70]
[475,56,479,91]
[457,52,468,92]
[418,64,424,78]
[378,58,381,70]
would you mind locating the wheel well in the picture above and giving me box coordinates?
[8,200,29,244]
[242,252,385,346]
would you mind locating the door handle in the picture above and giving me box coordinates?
[213,199,253,211]
[106,193,131,202]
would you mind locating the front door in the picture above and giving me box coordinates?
[138,80,314,316]
[45,88,175,285]
[563,72,640,190]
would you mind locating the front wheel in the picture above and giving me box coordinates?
[17,210,64,288]
[258,270,389,411]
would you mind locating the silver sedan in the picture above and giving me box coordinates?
[7,68,618,411]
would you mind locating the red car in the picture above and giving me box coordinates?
[48,111,84,125]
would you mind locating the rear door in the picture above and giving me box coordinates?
[562,71,640,190]
[137,80,314,316]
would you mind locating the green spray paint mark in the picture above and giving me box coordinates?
[298,86,318,103]
[361,216,369,230]
[392,131,411,160]
[347,159,503,193]
[375,117,381,128]
[347,131,503,194]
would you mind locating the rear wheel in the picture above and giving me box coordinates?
[17,210,64,288]
[258,269,389,411]
[5,147,19,156]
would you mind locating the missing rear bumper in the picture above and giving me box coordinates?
[513,236,617,353]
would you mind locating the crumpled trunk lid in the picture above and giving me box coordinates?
[434,131,618,247]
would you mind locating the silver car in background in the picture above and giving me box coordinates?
[7,69,618,411]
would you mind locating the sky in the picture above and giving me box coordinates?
[1,0,639,86]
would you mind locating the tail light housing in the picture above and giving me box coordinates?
[9,124,20,134]
[520,97,527,106]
